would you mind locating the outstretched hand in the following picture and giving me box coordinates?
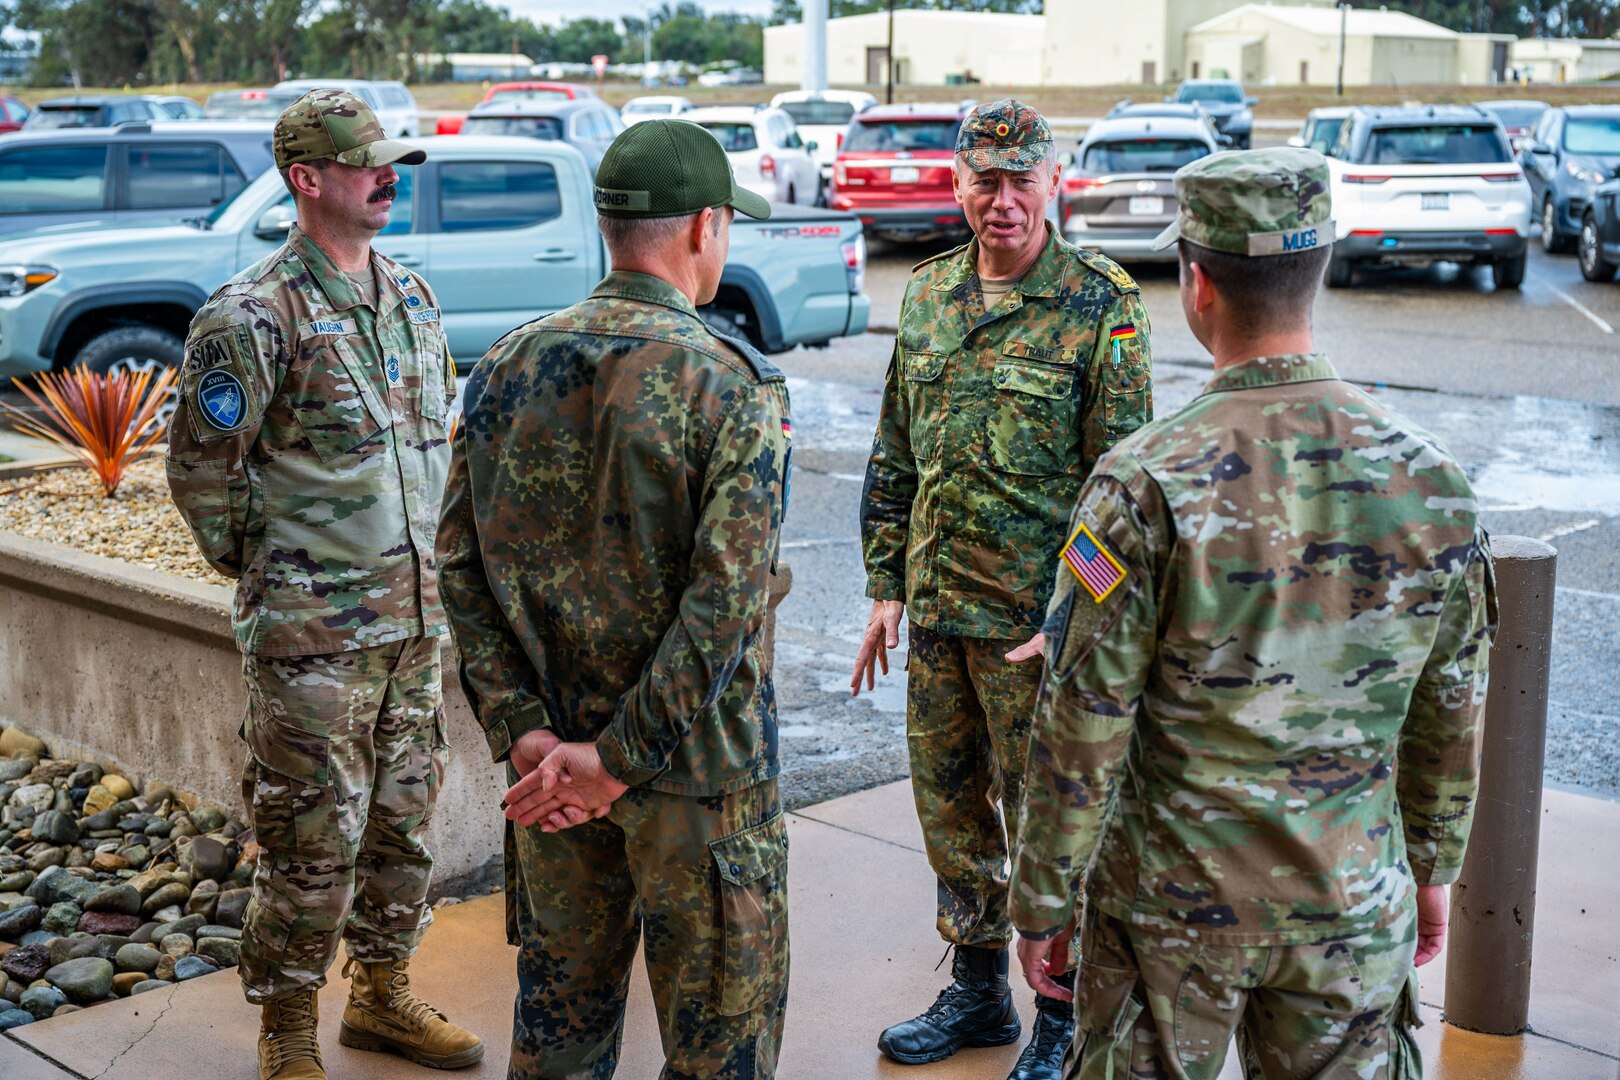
[504,740,628,833]
[851,600,904,696]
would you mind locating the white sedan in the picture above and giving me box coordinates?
[620,95,693,125]
[685,106,821,206]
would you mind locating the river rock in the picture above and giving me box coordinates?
[19,930,55,947]
[214,889,251,929]
[0,871,32,893]
[119,844,151,869]
[131,979,170,995]
[77,911,141,936]
[189,806,227,833]
[27,847,67,873]
[196,936,240,968]
[153,954,176,980]
[9,783,53,813]
[19,984,67,1020]
[142,882,190,915]
[91,852,130,874]
[0,1006,32,1029]
[159,932,193,959]
[80,786,116,816]
[173,955,217,981]
[27,867,98,907]
[0,760,33,783]
[166,913,207,938]
[0,904,41,938]
[111,971,146,996]
[68,763,102,789]
[115,943,162,974]
[41,902,80,936]
[130,921,161,944]
[196,925,241,940]
[86,883,142,916]
[83,809,120,832]
[100,775,135,801]
[188,837,232,882]
[31,810,79,845]
[0,728,46,760]
[152,905,182,923]
[44,956,114,1003]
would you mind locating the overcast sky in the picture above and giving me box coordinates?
[500,0,776,26]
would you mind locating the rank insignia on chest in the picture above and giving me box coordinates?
[385,355,403,388]
[1061,522,1125,602]
[1109,325,1137,367]
[197,369,247,431]
[405,294,423,308]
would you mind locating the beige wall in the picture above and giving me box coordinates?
[766,11,1044,88]
[1370,35,1457,85]
[1042,0,1168,85]
[1185,9,1489,86]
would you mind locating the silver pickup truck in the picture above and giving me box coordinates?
[0,135,870,380]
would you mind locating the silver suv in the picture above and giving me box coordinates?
[1060,115,1219,262]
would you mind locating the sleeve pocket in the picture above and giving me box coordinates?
[708,812,790,1016]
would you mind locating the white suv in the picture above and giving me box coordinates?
[1325,105,1531,289]
[685,106,820,207]
[770,90,877,194]
[272,79,420,138]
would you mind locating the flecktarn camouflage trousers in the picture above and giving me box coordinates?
[508,779,789,1080]
[1069,903,1422,1080]
[907,623,1043,949]
[237,636,447,1003]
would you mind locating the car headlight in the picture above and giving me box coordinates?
[0,265,57,298]
[1565,160,1605,185]
[1235,109,1252,125]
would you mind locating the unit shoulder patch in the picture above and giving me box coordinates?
[912,241,970,275]
[1075,248,1139,293]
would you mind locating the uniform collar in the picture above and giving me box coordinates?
[934,222,1067,300]
[287,225,407,316]
[590,271,701,320]
[1200,353,1340,396]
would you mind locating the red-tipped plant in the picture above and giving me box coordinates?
[0,366,180,498]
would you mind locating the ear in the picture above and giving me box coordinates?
[690,206,716,254]
[951,162,965,206]
[287,163,321,200]
[1187,259,1216,313]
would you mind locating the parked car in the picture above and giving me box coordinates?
[151,96,205,121]
[1169,79,1255,149]
[829,101,971,242]
[0,135,869,382]
[1476,99,1548,155]
[459,98,624,176]
[436,80,598,135]
[1519,104,1620,254]
[0,122,275,237]
[1288,106,1355,155]
[1578,173,1620,282]
[23,95,167,130]
[1060,115,1220,262]
[770,89,877,194]
[0,95,28,135]
[1104,100,1228,146]
[686,106,820,207]
[621,96,694,124]
[272,79,419,136]
[1325,105,1530,289]
[204,88,303,120]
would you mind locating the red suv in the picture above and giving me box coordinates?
[0,95,29,135]
[830,102,970,242]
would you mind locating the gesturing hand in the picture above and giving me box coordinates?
[503,741,629,833]
[1005,632,1046,664]
[850,600,904,696]
[1017,927,1075,1002]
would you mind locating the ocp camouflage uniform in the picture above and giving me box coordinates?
[437,271,792,1079]
[862,225,1151,949]
[167,218,455,1003]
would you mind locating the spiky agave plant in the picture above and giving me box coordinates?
[0,365,180,498]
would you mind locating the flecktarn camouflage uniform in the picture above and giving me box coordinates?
[438,268,792,1079]
[1011,149,1498,1080]
[861,99,1152,952]
[166,121,454,1001]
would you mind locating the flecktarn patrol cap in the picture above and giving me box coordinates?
[273,89,426,170]
[594,119,771,220]
[1151,146,1333,256]
[956,99,1053,173]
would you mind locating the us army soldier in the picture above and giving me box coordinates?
[437,119,792,1079]
[1011,148,1497,1079]
[166,90,482,1080]
[852,99,1151,1079]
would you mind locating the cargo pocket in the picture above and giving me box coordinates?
[708,812,790,1016]
[1389,971,1424,1078]
[1072,955,1145,1080]
[1102,356,1149,446]
[903,350,946,462]
[242,712,333,858]
[292,340,391,461]
[986,359,1075,477]
[425,708,450,819]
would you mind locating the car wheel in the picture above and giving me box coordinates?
[1325,252,1354,288]
[71,325,185,429]
[1579,212,1618,282]
[1493,252,1527,290]
[1541,196,1573,254]
[786,182,797,205]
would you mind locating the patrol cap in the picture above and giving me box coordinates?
[1151,146,1333,256]
[594,119,771,220]
[274,89,426,171]
[956,99,1053,173]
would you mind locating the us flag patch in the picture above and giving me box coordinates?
[1061,522,1125,602]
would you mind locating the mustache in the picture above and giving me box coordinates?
[369,184,397,204]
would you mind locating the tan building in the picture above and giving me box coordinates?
[1510,37,1620,83]
[764,10,1045,87]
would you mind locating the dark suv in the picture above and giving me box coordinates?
[23,95,168,129]
[1519,105,1620,254]
[0,122,276,237]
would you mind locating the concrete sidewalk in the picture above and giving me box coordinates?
[3,782,1616,1079]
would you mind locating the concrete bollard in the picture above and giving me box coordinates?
[1443,535,1557,1036]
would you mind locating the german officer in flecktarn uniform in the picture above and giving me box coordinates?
[437,119,792,1079]
[1010,147,1498,1079]
[166,89,482,1080]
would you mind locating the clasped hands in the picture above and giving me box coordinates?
[502,729,628,833]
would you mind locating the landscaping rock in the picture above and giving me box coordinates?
[0,903,41,938]
[27,866,98,907]
[0,943,49,982]
[19,930,56,947]
[154,954,177,981]
[85,883,142,916]
[99,775,135,801]
[91,852,130,873]
[188,836,232,882]
[130,921,161,944]
[142,882,190,915]
[83,809,120,832]
[68,763,102,789]
[115,943,162,974]
[19,983,68,1019]
[173,955,218,981]
[9,783,54,813]
[159,932,193,959]
[214,889,251,929]
[189,806,227,834]
[44,957,114,1003]
[77,911,142,936]
[152,905,182,923]
[196,936,240,968]
[41,902,81,936]
[26,847,66,872]
[81,785,119,817]
[131,979,170,995]
[31,810,79,845]
[0,760,33,783]
[0,728,47,760]
[196,924,242,940]
[0,870,33,892]
[118,843,151,868]
[112,971,146,996]
[0,1007,29,1030]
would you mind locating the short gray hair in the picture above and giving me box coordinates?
[597,209,727,262]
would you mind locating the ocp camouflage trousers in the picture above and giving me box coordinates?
[906,624,1044,949]
[236,636,447,1004]
[1069,904,1423,1080]
[508,780,789,1080]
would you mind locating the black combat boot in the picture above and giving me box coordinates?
[877,945,1021,1065]
[1006,973,1075,1080]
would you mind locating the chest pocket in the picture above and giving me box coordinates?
[412,326,451,426]
[902,350,946,462]
[986,354,1076,477]
[291,338,392,462]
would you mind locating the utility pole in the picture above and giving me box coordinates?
[804,0,828,92]
[643,8,654,87]
[886,0,895,104]
[1335,2,1347,97]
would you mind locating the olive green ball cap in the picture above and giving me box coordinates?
[594,119,771,220]
[273,89,425,170]
[1151,146,1333,256]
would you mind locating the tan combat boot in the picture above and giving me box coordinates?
[338,956,485,1069]
[259,991,327,1080]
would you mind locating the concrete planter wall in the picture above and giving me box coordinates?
[0,519,792,895]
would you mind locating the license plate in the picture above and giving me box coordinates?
[1421,192,1449,211]
[890,166,920,183]
[1129,196,1164,216]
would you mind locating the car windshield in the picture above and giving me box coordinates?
[779,101,856,127]
[30,106,104,128]
[462,116,565,140]
[1306,117,1346,153]
[490,89,570,103]
[207,92,300,119]
[624,102,673,115]
[843,119,960,153]
[1083,138,1210,174]
[1178,84,1242,105]
[1484,104,1545,128]
[697,122,758,152]
[1365,124,1510,164]
[1564,116,1620,155]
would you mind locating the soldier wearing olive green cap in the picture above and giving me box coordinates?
[167,88,482,1080]
[437,118,792,1078]
[854,97,1152,1079]
[1011,147,1495,1079]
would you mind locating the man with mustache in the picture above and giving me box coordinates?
[852,99,1152,1080]
[167,89,482,1080]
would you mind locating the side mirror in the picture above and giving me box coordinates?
[1286,135,1305,148]
[1245,95,1258,107]
[254,205,294,240]
[1218,133,1234,147]
[805,140,818,152]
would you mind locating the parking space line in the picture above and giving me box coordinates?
[1540,518,1602,543]
[1533,274,1616,335]
[1559,585,1620,602]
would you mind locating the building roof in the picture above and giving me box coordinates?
[1190,4,1458,41]
[416,52,535,66]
